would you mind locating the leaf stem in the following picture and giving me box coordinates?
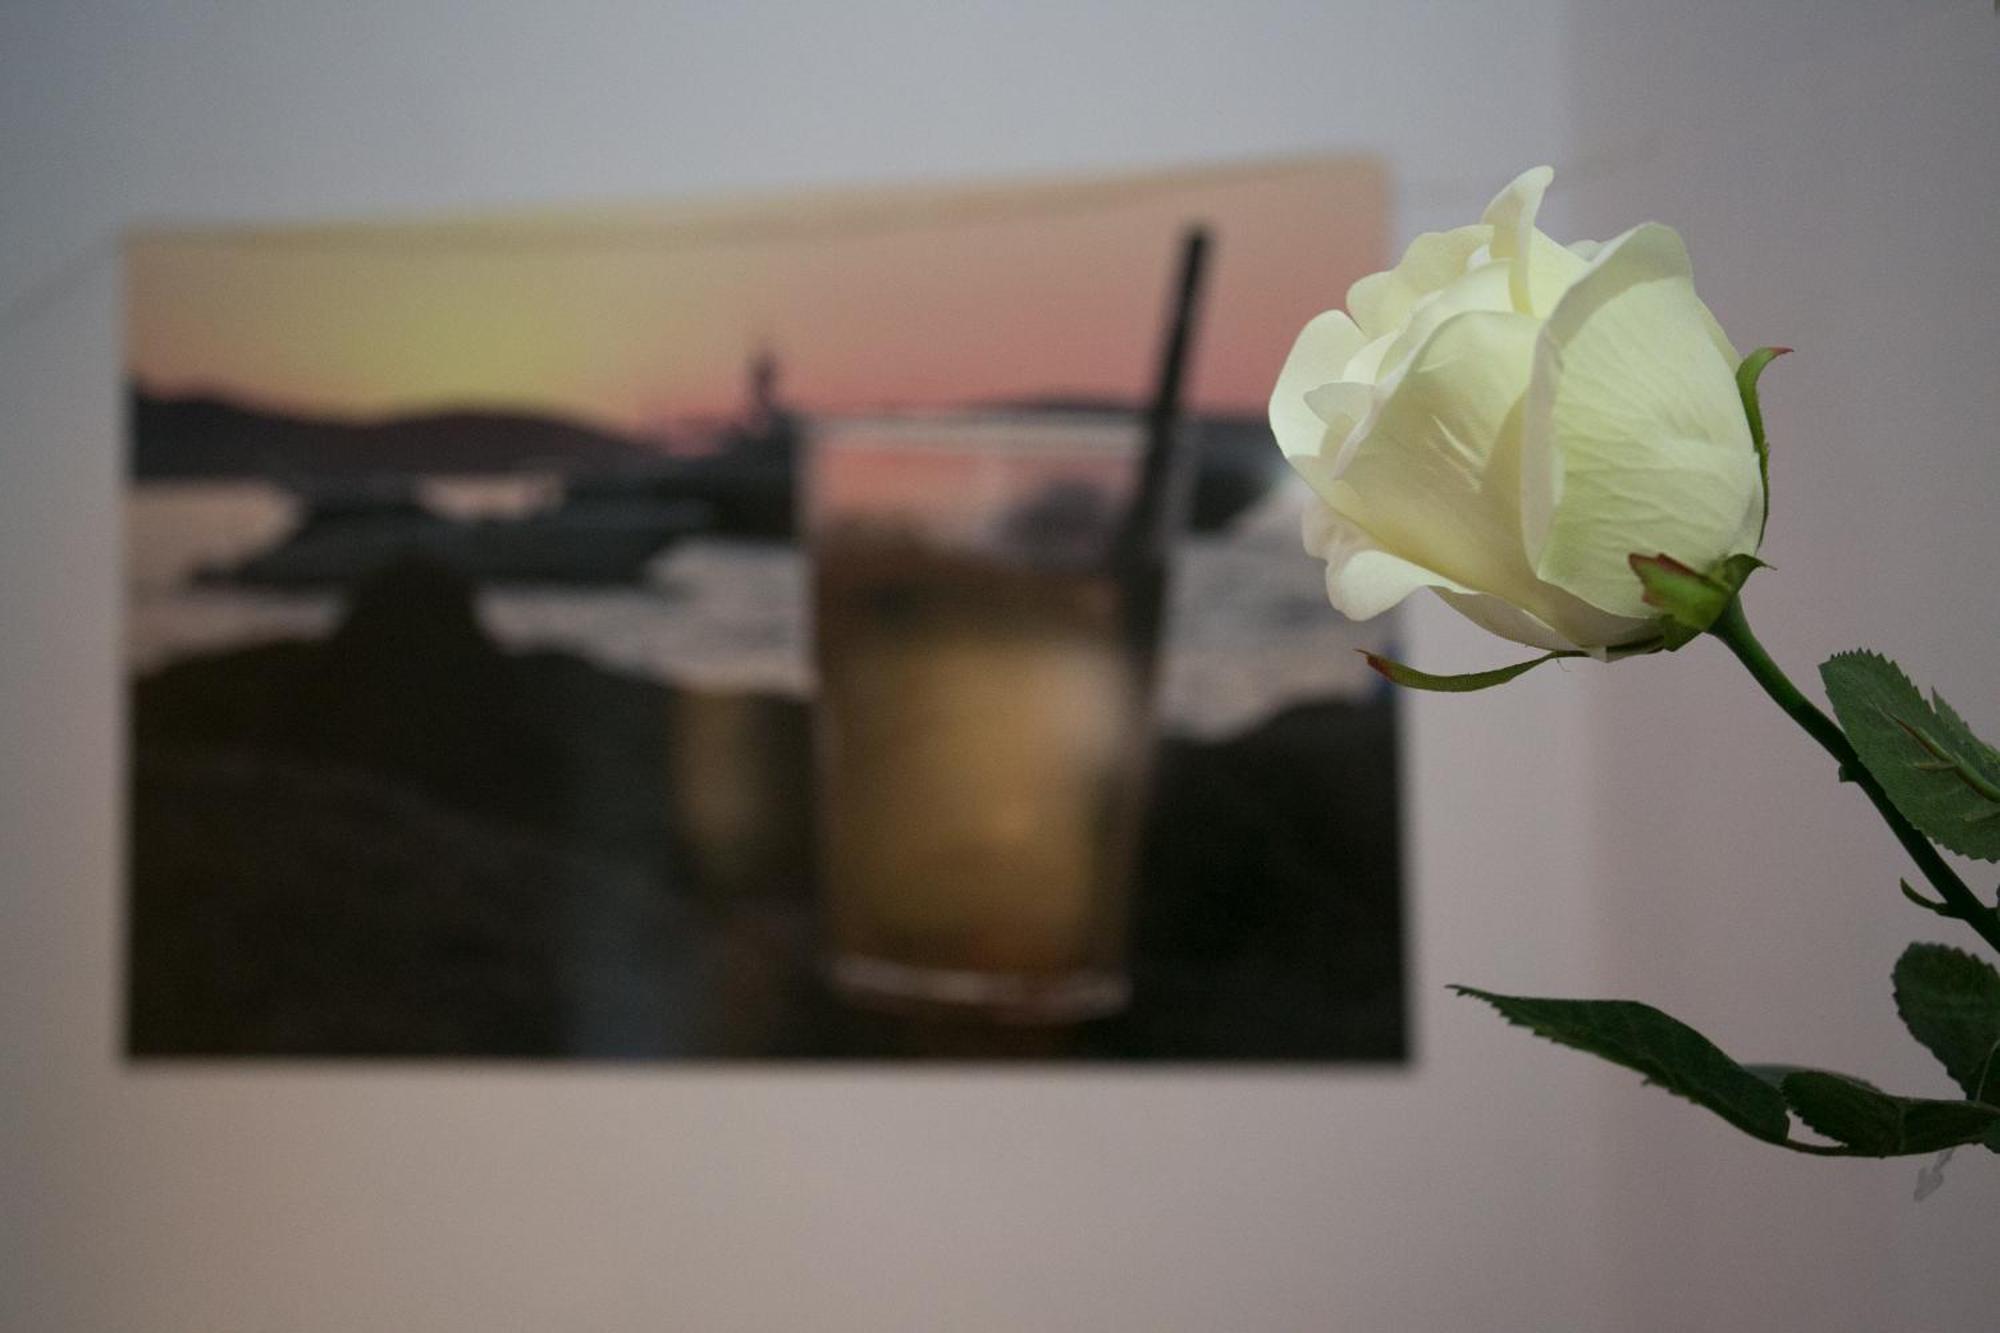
[1707,598,2000,955]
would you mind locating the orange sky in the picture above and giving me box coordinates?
[126,156,1386,438]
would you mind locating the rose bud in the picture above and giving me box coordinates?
[1270,166,1764,660]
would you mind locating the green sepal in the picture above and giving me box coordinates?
[1657,615,1704,652]
[1452,987,1791,1143]
[1821,651,2000,861]
[1713,552,1766,593]
[1736,345,1789,543]
[1746,1065,2000,1156]
[1360,649,1581,693]
[1893,942,2000,1100]
[1629,551,1765,644]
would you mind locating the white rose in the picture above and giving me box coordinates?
[1269,166,1763,658]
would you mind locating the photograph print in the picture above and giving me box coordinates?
[124,156,1406,1061]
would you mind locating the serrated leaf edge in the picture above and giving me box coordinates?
[1821,651,2000,861]
[1452,986,1790,1143]
[1893,942,2000,1098]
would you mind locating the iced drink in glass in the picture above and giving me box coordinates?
[809,415,1162,1022]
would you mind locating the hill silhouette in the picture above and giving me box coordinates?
[130,386,660,479]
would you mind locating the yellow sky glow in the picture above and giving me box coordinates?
[126,156,1387,439]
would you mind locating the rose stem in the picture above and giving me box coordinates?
[1706,597,2000,955]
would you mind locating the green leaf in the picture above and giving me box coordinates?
[1452,987,1791,1143]
[1893,943,2000,1100]
[1360,649,1581,693]
[1820,651,2000,861]
[1932,694,2000,799]
[1735,345,1789,543]
[1757,1067,2000,1156]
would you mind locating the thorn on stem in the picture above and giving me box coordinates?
[1900,879,1960,918]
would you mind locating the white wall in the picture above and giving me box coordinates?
[1561,4,2000,1330]
[2,2,1989,1329]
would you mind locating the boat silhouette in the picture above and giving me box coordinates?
[198,478,711,588]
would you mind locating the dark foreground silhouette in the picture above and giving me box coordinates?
[128,559,1403,1061]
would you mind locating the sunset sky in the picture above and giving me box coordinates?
[126,156,1386,440]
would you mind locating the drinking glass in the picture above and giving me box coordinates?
[808,413,1165,1022]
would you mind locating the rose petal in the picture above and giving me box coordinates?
[1345,225,1491,341]
[1482,166,1551,315]
[1328,309,1549,611]
[1521,223,1763,619]
[1303,501,1473,621]
[1303,380,1373,439]
[1482,166,1588,318]
[1375,259,1516,383]
[1435,588,1601,655]
[1303,502,1647,654]
[1342,331,1399,387]
[1268,309,1366,460]
[1328,307,1654,651]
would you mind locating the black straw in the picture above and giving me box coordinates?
[1117,225,1211,562]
